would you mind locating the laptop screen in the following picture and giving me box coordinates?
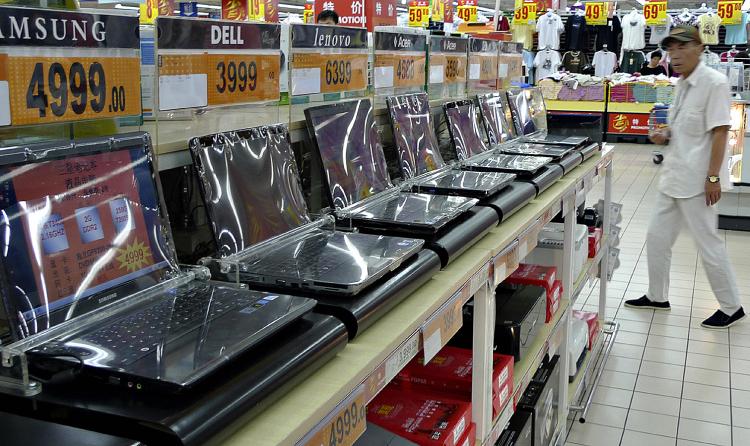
[386,93,446,179]
[477,93,516,145]
[190,126,312,257]
[0,137,174,339]
[527,88,549,131]
[444,101,489,161]
[305,99,393,209]
[507,90,538,136]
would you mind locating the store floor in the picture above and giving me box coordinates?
[565,143,750,446]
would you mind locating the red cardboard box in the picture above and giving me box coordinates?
[573,310,600,350]
[588,228,602,258]
[505,264,557,295]
[547,280,562,322]
[456,422,476,446]
[369,386,472,446]
[397,346,514,419]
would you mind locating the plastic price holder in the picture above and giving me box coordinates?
[427,35,468,102]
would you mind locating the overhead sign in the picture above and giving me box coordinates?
[140,0,159,24]
[222,0,249,20]
[373,31,427,89]
[156,18,281,110]
[366,0,397,31]
[303,3,314,22]
[314,0,366,28]
[456,0,477,22]
[643,1,667,26]
[514,1,536,25]
[585,2,607,26]
[408,0,430,27]
[0,6,141,127]
[719,0,743,24]
[431,0,445,22]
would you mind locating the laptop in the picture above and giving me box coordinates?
[506,88,590,147]
[443,99,552,177]
[385,92,516,198]
[304,99,478,238]
[476,92,517,146]
[189,125,425,296]
[0,133,315,392]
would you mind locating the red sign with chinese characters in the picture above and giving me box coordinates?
[366,0,397,31]
[158,0,175,16]
[607,113,650,134]
[222,0,249,20]
[265,0,279,22]
[315,0,365,27]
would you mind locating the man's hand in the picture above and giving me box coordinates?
[649,127,670,145]
[706,181,722,206]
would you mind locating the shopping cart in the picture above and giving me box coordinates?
[649,104,670,164]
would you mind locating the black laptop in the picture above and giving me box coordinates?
[385,92,516,198]
[304,99,478,238]
[189,125,424,296]
[506,88,590,147]
[0,133,315,392]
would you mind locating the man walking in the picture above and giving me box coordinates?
[624,26,745,329]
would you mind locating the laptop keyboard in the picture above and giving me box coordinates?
[256,255,345,275]
[80,286,257,365]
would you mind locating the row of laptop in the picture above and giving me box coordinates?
[0,87,596,442]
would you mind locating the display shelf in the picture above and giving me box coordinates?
[571,240,608,304]
[607,102,654,114]
[567,327,605,405]
[546,100,606,113]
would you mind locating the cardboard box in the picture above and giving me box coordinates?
[456,422,476,446]
[547,280,562,323]
[588,227,602,258]
[368,386,472,446]
[573,310,600,350]
[505,264,557,295]
[397,346,514,419]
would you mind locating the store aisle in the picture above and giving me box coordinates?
[566,143,750,446]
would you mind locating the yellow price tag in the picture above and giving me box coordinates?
[514,1,536,25]
[140,0,158,24]
[249,0,265,21]
[300,387,367,446]
[585,2,607,25]
[408,0,430,27]
[457,0,477,22]
[117,238,154,272]
[431,0,445,22]
[643,1,667,26]
[719,0,743,24]
[303,4,314,23]
[422,296,464,362]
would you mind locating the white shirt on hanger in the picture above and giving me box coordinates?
[534,49,562,81]
[649,14,672,45]
[622,10,647,50]
[593,50,618,77]
[536,12,564,50]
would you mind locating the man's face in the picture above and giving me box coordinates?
[667,41,702,74]
[318,18,337,25]
[651,56,661,65]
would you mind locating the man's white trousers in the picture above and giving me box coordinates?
[647,191,742,315]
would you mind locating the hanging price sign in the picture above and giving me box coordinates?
[431,0,445,22]
[408,0,430,27]
[303,3,314,22]
[428,36,468,85]
[140,0,159,24]
[719,0,743,24]
[514,1,537,25]
[297,385,367,446]
[643,1,667,26]
[457,0,477,22]
[585,2,607,25]
[290,25,368,95]
[373,32,427,89]
[156,18,281,111]
[0,7,142,127]
[248,0,265,21]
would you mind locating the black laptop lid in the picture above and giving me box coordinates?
[477,92,517,145]
[190,125,311,257]
[305,99,393,209]
[444,100,489,161]
[0,134,177,340]
[386,93,446,179]
[507,90,538,136]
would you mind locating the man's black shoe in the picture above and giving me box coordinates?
[701,307,746,329]
[623,295,671,311]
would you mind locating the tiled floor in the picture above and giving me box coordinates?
[565,143,750,446]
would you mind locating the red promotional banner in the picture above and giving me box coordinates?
[366,0,397,31]
[315,0,365,27]
[222,0,249,20]
[608,113,650,134]
[158,0,175,16]
[265,0,279,22]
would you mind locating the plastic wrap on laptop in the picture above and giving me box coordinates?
[477,92,517,145]
[443,100,489,161]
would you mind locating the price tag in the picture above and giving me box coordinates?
[431,0,446,22]
[469,38,499,82]
[373,32,428,89]
[513,1,536,25]
[298,385,367,446]
[409,0,431,27]
[291,25,368,96]
[157,18,281,110]
[248,0,265,21]
[494,243,519,285]
[457,0,477,22]
[140,0,159,24]
[719,0,743,24]
[364,332,420,402]
[303,3,314,23]
[585,2,607,25]
[422,295,464,362]
[430,55,467,85]
[0,7,142,127]
[643,1,667,26]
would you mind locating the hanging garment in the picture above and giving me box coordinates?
[536,12,565,50]
[649,14,673,45]
[698,13,721,45]
[562,51,590,73]
[721,50,740,62]
[701,50,721,65]
[593,15,622,53]
[621,11,647,50]
[496,15,511,31]
[725,12,750,45]
[534,49,562,81]
[673,12,699,26]
[512,19,535,50]
[565,14,588,51]
[593,50,617,77]
[620,50,645,74]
